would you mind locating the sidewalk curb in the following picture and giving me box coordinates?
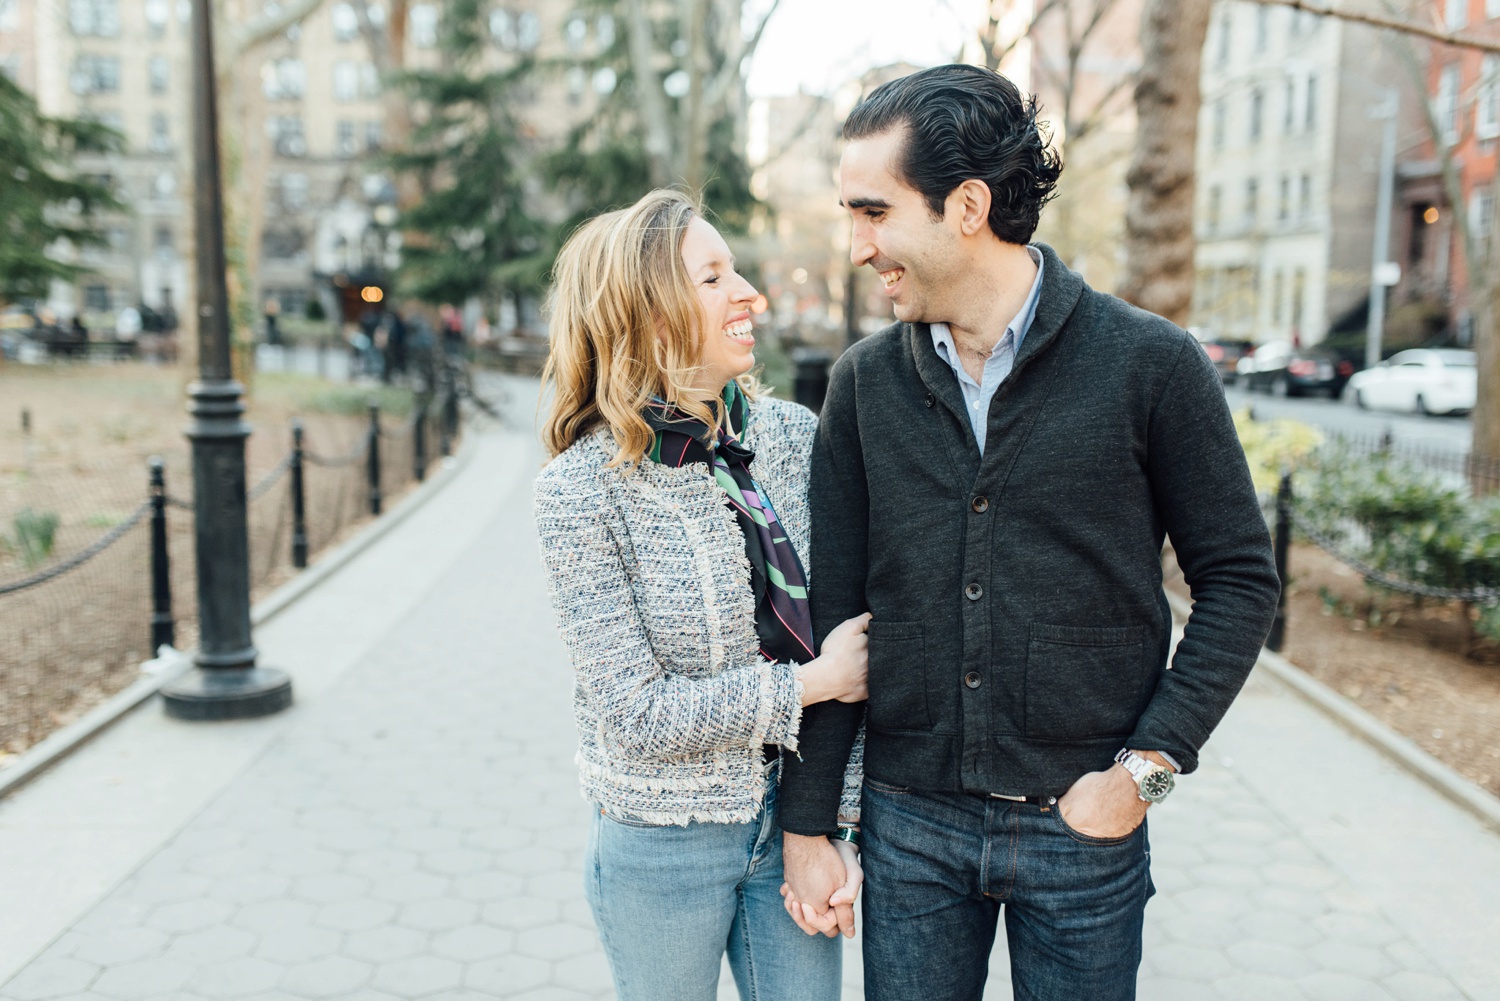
[1165,589,1500,834]
[0,433,480,803]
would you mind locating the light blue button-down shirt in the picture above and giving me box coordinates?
[930,246,1045,454]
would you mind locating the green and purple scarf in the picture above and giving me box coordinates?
[644,383,815,666]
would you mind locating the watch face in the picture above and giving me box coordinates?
[1140,769,1175,802]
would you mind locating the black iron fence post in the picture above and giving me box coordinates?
[438,364,455,458]
[291,421,309,569]
[149,457,174,652]
[1268,470,1292,652]
[413,403,428,483]
[366,402,383,516]
[442,361,460,453]
[791,348,833,414]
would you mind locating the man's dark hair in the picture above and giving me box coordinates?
[843,64,1063,245]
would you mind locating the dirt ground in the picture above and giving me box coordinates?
[0,360,429,758]
[1165,545,1500,798]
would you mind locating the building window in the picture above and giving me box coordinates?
[279,172,309,210]
[263,58,305,101]
[1211,98,1226,151]
[69,55,121,95]
[1273,270,1285,325]
[1478,55,1499,140]
[364,120,382,152]
[1249,88,1263,143]
[1489,0,1500,18]
[409,4,438,48]
[331,2,359,41]
[333,60,358,101]
[0,0,18,32]
[1207,184,1221,234]
[1277,174,1290,221]
[1304,75,1318,131]
[336,119,357,157]
[1283,77,1296,133]
[148,113,171,154]
[1215,10,1231,67]
[1445,0,1467,30]
[565,15,587,53]
[1244,177,1259,226]
[1438,64,1460,145]
[490,9,515,48]
[566,65,586,106]
[85,284,111,312]
[1254,6,1269,52]
[145,0,169,37]
[1473,191,1496,263]
[69,0,120,37]
[517,10,540,51]
[1298,173,1312,219]
[153,225,174,254]
[596,13,615,49]
[153,170,177,199]
[149,56,169,94]
[268,115,307,157]
[361,62,380,97]
[1291,268,1306,331]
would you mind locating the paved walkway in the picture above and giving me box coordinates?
[2,377,1498,1001]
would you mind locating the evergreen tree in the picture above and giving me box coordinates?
[387,0,547,307]
[0,74,125,305]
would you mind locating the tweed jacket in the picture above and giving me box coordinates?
[535,395,863,826]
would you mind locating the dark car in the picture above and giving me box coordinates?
[1236,340,1356,398]
[1195,337,1254,384]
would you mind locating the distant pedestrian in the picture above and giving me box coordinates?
[381,306,408,383]
[534,190,870,1001]
[264,297,282,346]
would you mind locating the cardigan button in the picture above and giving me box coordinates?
[971,496,989,513]
[965,583,983,601]
[964,672,983,689]
[924,393,935,408]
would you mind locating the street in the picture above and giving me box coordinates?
[1222,385,1472,454]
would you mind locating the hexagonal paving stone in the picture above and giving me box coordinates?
[368,872,449,904]
[464,955,550,995]
[1210,972,1312,1001]
[123,874,213,907]
[1235,910,1323,949]
[209,873,294,906]
[163,926,257,965]
[254,926,342,965]
[1159,914,1242,949]
[189,956,286,999]
[369,957,463,996]
[312,900,399,934]
[481,897,562,931]
[267,849,345,878]
[291,873,372,905]
[231,900,318,935]
[1146,942,1235,983]
[186,850,269,879]
[430,925,513,963]
[1226,940,1319,978]
[342,925,428,963]
[280,956,374,999]
[398,899,479,933]
[1,958,101,1001]
[1299,970,1399,1000]
[1380,970,1467,1001]
[550,952,616,995]
[145,899,237,935]
[1312,911,1403,947]
[90,959,194,1000]
[1309,941,1397,979]
[1171,886,1252,920]
[341,850,420,879]
[450,871,525,902]
[514,922,599,963]
[70,928,169,967]
[507,988,592,1001]
[420,849,492,877]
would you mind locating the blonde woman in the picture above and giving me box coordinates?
[534,189,868,1000]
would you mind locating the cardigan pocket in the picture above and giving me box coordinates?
[1022,622,1147,741]
[865,621,932,732]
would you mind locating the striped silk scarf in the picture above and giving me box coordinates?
[644,382,815,666]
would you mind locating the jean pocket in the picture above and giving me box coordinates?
[1052,802,1143,847]
[863,776,916,795]
[599,807,660,830]
[866,621,930,731]
[1023,623,1147,741]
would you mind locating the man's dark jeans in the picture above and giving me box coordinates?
[860,778,1153,1001]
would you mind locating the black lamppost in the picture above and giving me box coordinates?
[161,0,292,720]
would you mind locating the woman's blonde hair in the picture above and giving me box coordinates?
[540,189,760,465]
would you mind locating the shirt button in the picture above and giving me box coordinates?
[964,672,983,689]
[971,496,989,513]
[965,583,983,601]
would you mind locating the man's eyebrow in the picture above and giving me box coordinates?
[839,197,892,210]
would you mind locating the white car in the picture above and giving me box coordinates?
[1345,349,1477,415]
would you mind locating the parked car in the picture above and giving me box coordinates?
[1193,334,1254,384]
[1344,348,1476,415]
[1235,340,1355,397]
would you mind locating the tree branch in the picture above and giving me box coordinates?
[223,0,325,64]
[1240,0,1500,55]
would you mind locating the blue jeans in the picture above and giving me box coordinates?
[861,778,1153,1001]
[584,765,841,1001]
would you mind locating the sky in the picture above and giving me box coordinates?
[744,0,988,99]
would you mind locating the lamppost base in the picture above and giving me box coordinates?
[161,667,293,720]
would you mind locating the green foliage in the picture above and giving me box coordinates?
[305,298,327,322]
[11,508,60,568]
[1232,408,1324,494]
[0,74,126,305]
[387,0,547,308]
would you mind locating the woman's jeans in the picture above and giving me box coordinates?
[861,778,1153,1001]
[585,763,841,1001]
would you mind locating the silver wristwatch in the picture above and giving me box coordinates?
[1114,749,1175,804]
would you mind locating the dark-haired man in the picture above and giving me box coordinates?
[778,64,1279,1000]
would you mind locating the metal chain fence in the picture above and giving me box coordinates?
[0,369,464,761]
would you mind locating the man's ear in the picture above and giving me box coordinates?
[949,179,992,238]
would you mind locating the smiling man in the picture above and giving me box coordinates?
[777,65,1281,1000]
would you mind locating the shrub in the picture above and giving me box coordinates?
[12,508,60,568]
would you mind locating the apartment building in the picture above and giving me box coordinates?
[1393,0,1500,343]
[1193,1,1420,347]
[0,0,608,331]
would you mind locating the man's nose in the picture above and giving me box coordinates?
[849,225,876,267]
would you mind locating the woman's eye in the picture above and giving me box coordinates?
[703,276,720,285]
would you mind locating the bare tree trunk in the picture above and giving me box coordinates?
[623,0,674,187]
[681,0,710,192]
[1118,0,1209,325]
[356,1,414,209]
[1474,187,1500,492]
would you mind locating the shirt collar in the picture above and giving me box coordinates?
[930,245,1045,363]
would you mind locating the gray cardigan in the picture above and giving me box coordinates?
[535,395,862,826]
[780,245,1280,835]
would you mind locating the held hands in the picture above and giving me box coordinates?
[780,833,862,938]
[798,613,871,706]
